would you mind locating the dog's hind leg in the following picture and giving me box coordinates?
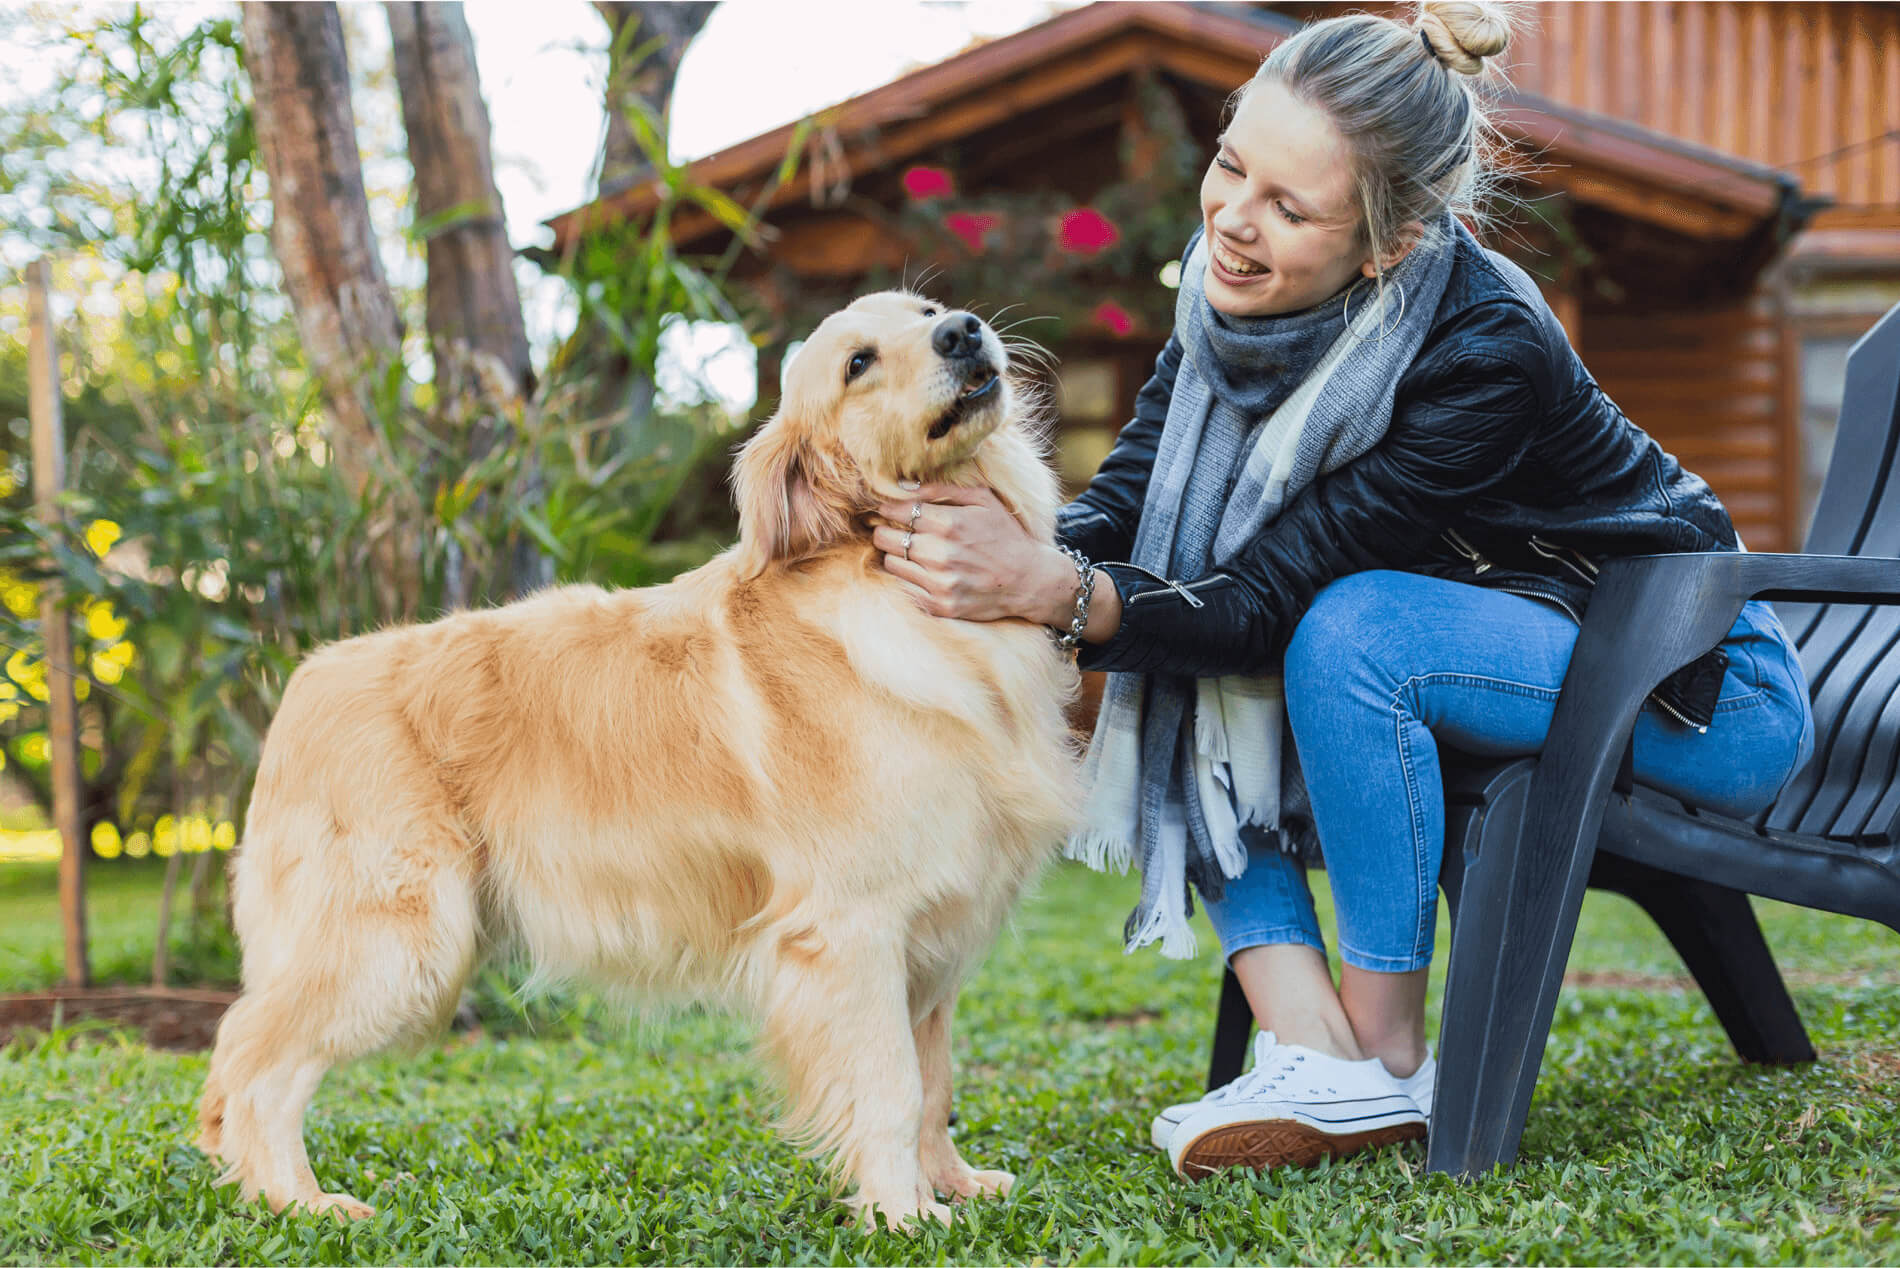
[760,925,949,1231]
[201,837,479,1219]
[914,992,1012,1201]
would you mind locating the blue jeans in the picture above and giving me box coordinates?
[1201,570,1816,973]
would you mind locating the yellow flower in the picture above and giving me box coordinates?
[84,600,128,642]
[84,519,122,559]
[5,649,48,700]
[212,821,237,850]
[0,570,36,620]
[19,733,49,765]
[124,830,151,858]
[91,820,122,859]
[184,816,212,853]
[153,814,178,856]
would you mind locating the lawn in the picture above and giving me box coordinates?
[3,856,1900,1265]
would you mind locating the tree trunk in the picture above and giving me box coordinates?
[585,2,717,477]
[385,1,542,599]
[384,1,531,404]
[28,258,88,990]
[593,2,717,195]
[240,1,401,499]
[242,2,419,618]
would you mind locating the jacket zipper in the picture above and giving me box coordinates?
[1114,563,1207,609]
[1529,535,1600,586]
[1443,527,1493,575]
[1497,584,1582,624]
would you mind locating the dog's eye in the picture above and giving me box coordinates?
[921,306,938,317]
[846,349,875,381]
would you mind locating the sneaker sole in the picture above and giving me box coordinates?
[1174,1119,1426,1177]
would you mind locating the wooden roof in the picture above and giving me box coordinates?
[544,1,1814,267]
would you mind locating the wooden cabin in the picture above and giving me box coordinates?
[547,1,1900,552]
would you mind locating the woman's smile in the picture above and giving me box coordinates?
[1210,238,1270,281]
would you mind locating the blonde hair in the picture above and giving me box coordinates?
[1241,0,1516,281]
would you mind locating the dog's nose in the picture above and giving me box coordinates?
[932,313,985,361]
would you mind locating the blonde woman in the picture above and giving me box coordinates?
[873,1,1814,1178]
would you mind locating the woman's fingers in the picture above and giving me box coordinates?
[875,482,1003,527]
[910,483,1000,508]
[870,523,940,564]
[874,499,945,534]
[880,551,939,601]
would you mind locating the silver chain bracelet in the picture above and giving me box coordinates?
[1053,545,1095,653]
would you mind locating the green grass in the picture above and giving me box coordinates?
[3,857,1900,1264]
[0,857,237,992]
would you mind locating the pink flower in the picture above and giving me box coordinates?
[1091,300,1135,337]
[902,165,955,201]
[943,211,999,253]
[1058,207,1120,255]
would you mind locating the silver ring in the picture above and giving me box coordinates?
[902,529,914,561]
[908,501,923,530]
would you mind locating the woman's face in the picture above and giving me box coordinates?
[1199,78,1381,318]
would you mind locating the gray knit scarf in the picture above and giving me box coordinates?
[1064,219,1459,958]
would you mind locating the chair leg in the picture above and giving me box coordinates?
[1588,852,1815,1065]
[1427,761,1597,1177]
[1206,967,1253,1092]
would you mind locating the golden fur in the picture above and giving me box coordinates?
[194,293,1082,1230]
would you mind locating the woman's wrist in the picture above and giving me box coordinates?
[1036,547,1122,645]
[1037,545,1086,628]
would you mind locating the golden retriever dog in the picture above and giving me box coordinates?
[196,293,1082,1229]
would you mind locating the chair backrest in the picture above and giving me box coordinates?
[1762,302,1900,842]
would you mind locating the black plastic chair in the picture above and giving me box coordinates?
[1204,300,1900,1175]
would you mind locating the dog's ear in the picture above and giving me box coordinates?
[731,413,853,576]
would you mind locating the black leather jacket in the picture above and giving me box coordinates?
[1056,231,1740,680]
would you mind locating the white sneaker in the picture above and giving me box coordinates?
[1387,1049,1436,1121]
[1167,1039,1426,1179]
[1148,1031,1301,1150]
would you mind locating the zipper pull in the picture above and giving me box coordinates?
[1113,563,1208,609]
[1444,528,1493,575]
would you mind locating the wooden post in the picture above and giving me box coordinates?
[28,257,89,989]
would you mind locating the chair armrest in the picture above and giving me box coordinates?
[1538,551,1900,829]
[1576,551,1900,718]
[1466,550,1900,1111]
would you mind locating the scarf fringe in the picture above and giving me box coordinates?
[1063,828,1133,874]
[1123,902,1198,960]
[1193,696,1229,763]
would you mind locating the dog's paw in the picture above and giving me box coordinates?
[942,1167,1013,1200]
[303,1192,377,1222]
[862,1199,954,1233]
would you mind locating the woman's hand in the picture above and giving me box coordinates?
[872,484,1078,624]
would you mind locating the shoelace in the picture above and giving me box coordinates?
[1200,1037,1305,1106]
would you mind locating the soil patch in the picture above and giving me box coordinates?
[0,987,236,1051]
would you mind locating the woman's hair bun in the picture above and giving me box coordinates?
[1418,0,1512,76]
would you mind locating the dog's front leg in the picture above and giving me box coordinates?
[915,992,1013,1201]
[762,926,948,1231]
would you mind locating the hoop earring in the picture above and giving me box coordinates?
[1342,276,1406,342]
